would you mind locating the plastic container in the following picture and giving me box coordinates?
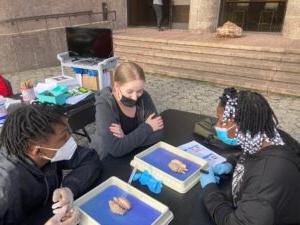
[74,176,173,225]
[0,97,7,125]
[20,88,36,102]
[130,142,208,193]
[37,86,68,105]
[50,85,68,96]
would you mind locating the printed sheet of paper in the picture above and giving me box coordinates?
[178,140,226,167]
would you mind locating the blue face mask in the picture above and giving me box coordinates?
[215,126,238,146]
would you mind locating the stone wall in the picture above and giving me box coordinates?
[0,22,112,73]
[189,0,220,32]
[283,0,300,40]
[0,0,125,73]
[107,0,127,29]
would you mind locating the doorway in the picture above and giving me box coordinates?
[127,0,170,27]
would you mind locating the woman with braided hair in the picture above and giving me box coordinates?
[0,104,102,225]
[199,88,300,225]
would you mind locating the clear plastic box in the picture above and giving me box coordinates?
[74,176,174,225]
[130,142,208,193]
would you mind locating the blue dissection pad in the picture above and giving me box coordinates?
[141,147,201,181]
[80,185,161,225]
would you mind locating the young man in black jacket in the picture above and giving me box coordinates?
[0,104,102,225]
[200,88,300,225]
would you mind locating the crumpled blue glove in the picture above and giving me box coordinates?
[213,162,233,176]
[199,167,217,188]
[133,170,162,194]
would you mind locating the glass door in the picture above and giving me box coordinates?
[218,0,287,32]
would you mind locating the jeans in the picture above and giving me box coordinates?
[153,4,163,28]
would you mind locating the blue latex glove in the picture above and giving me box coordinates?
[199,167,217,188]
[215,175,220,184]
[213,162,233,176]
[133,170,162,194]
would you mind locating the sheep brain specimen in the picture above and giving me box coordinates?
[109,197,131,215]
[168,159,188,174]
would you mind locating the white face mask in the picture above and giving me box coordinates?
[37,137,77,162]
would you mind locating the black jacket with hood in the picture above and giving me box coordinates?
[202,133,300,225]
[90,87,163,159]
[0,146,102,225]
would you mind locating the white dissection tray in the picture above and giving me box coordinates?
[74,176,174,225]
[130,141,208,194]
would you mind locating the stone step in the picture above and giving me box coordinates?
[115,45,300,73]
[114,39,300,63]
[114,34,300,58]
[116,52,300,85]
[114,34,300,96]
[123,60,300,97]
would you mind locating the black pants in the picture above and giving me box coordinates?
[153,4,163,28]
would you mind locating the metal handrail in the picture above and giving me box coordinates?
[0,10,116,24]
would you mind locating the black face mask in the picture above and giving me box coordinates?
[120,95,137,107]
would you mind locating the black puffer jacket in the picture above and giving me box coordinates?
[203,140,300,225]
[0,146,102,225]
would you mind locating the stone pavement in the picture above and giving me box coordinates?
[4,66,300,145]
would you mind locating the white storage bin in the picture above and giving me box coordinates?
[74,176,173,225]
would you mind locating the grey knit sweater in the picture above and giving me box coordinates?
[90,87,163,159]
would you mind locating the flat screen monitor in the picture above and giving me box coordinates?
[66,27,113,59]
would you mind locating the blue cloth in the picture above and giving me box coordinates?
[133,170,162,194]
[72,67,89,74]
[213,162,233,175]
[199,167,217,188]
[88,70,98,76]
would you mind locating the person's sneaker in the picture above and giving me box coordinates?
[158,27,164,31]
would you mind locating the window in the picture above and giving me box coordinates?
[218,0,287,32]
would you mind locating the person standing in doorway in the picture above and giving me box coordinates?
[153,0,164,31]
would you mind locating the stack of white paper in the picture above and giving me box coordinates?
[178,140,226,167]
[65,92,91,105]
[4,98,22,109]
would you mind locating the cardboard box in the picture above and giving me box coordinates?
[82,75,99,91]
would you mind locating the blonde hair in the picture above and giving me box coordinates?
[113,62,145,85]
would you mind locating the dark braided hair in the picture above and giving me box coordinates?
[219,87,238,107]
[235,91,278,138]
[0,104,65,158]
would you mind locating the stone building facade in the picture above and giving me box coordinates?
[0,0,299,73]
[189,0,300,40]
